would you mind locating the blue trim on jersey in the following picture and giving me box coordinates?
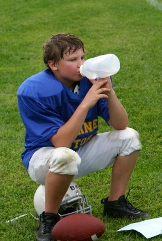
[17,69,110,169]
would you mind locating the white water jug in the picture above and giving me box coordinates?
[80,54,120,79]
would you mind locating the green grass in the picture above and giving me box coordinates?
[0,0,162,240]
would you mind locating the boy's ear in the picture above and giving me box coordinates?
[48,60,58,70]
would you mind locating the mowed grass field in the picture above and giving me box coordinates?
[0,0,162,240]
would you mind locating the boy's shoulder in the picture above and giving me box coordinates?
[20,69,58,86]
[18,69,63,98]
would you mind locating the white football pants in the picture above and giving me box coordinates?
[28,127,142,184]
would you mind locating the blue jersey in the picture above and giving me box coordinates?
[17,69,110,169]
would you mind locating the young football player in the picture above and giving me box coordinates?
[17,33,149,241]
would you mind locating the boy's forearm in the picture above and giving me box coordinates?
[107,89,128,130]
[50,103,89,148]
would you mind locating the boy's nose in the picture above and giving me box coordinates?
[78,59,84,68]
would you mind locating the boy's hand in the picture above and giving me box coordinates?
[81,77,111,109]
[89,76,112,96]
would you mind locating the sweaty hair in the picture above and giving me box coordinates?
[43,33,84,67]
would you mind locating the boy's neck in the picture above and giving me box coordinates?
[50,69,79,91]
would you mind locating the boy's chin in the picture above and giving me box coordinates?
[76,73,83,80]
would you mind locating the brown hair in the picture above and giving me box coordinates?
[43,33,84,67]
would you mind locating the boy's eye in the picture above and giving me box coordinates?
[69,56,84,61]
[70,58,76,61]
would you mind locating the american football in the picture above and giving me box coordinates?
[52,213,105,241]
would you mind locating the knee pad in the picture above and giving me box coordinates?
[111,127,142,155]
[49,147,81,175]
[120,127,142,155]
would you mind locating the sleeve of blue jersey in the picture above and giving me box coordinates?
[17,95,64,144]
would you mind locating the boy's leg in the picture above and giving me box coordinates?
[28,147,81,241]
[108,151,139,201]
[75,129,139,199]
[45,172,74,214]
[28,147,81,214]
[75,127,141,178]
[76,127,149,218]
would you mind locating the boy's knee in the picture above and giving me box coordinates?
[119,127,140,139]
[110,127,142,155]
[119,127,142,154]
[49,147,81,175]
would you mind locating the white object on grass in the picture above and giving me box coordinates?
[6,214,27,223]
[118,217,162,239]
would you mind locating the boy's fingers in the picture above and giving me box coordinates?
[89,78,107,86]
[88,79,96,84]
